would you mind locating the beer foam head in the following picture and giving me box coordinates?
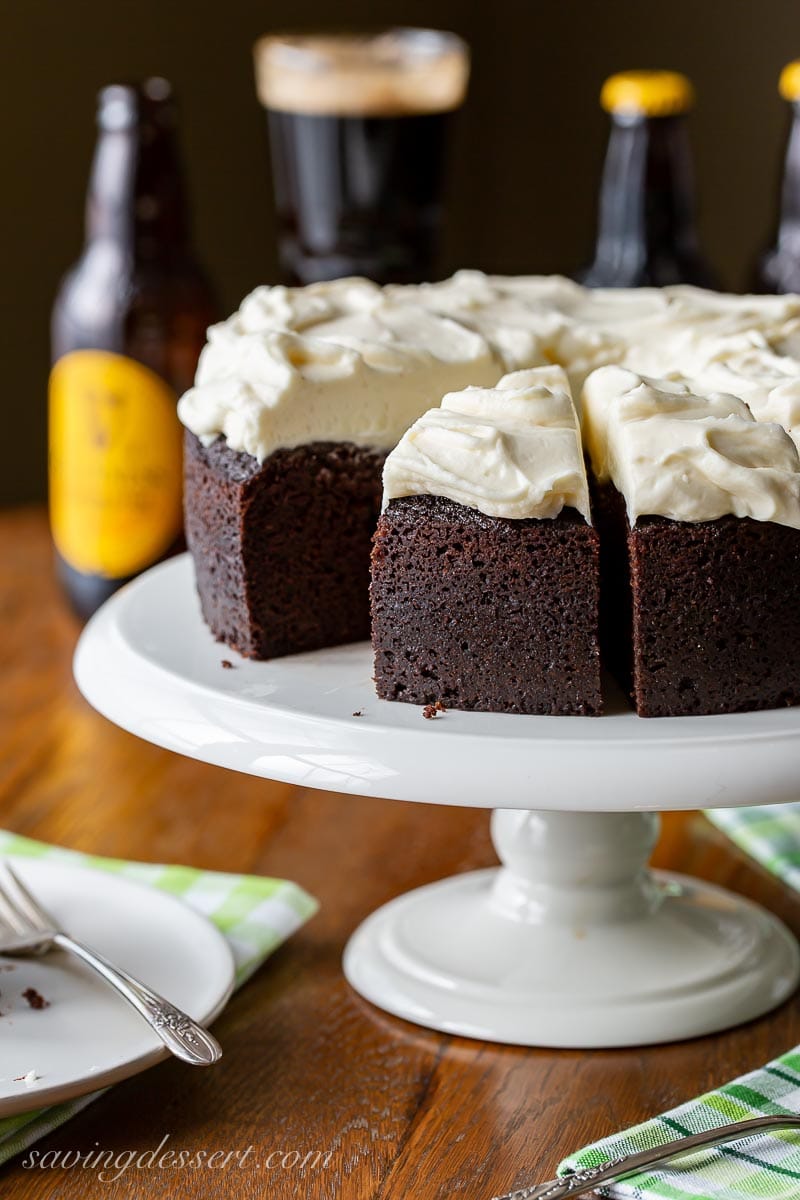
[254,29,469,117]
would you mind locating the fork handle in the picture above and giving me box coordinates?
[493,1114,800,1199]
[53,932,222,1066]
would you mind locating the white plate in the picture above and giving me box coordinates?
[0,859,235,1116]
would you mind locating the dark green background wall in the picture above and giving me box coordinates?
[6,0,799,505]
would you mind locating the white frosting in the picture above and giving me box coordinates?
[382,367,591,521]
[388,272,664,386]
[689,349,800,453]
[179,273,800,528]
[582,366,800,529]
[178,279,502,461]
[621,289,800,379]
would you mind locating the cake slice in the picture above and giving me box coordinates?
[582,365,800,717]
[183,434,385,659]
[371,367,602,715]
[179,280,503,659]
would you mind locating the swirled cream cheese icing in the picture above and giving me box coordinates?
[178,278,503,461]
[618,290,800,383]
[582,365,800,529]
[179,272,800,471]
[388,271,666,384]
[688,349,800,452]
[381,366,591,521]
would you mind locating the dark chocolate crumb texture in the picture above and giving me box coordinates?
[594,481,800,717]
[371,495,602,716]
[184,432,385,660]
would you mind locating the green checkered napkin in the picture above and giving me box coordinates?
[559,803,800,1200]
[707,806,800,893]
[0,831,317,1167]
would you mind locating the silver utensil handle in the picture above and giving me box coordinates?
[493,1113,800,1199]
[495,1158,629,1200]
[53,932,222,1066]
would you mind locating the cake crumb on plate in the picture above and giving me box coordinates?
[22,988,48,1010]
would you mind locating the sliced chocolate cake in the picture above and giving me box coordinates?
[371,367,603,715]
[582,366,800,717]
[179,270,800,702]
[184,433,385,659]
[178,278,504,659]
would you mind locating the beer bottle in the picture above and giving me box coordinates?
[578,70,719,289]
[50,79,218,619]
[754,61,800,294]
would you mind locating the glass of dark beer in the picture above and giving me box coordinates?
[253,29,470,284]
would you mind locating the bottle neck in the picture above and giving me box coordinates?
[85,104,191,259]
[776,103,800,250]
[592,113,700,279]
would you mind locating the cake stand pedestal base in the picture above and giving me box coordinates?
[344,810,799,1047]
[73,559,800,1051]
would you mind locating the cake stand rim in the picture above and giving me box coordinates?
[72,553,800,811]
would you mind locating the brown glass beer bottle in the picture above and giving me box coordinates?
[578,71,719,289]
[754,61,800,294]
[50,78,218,619]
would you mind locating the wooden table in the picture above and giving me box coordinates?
[2,504,799,1199]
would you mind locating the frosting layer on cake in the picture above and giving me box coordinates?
[179,271,800,470]
[382,366,591,521]
[582,365,800,529]
[688,349,800,452]
[178,278,502,462]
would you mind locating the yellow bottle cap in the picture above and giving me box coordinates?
[779,61,800,102]
[601,70,694,118]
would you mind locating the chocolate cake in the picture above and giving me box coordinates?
[593,482,800,716]
[584,366,800,717]
[184,432,384,659]
[372,496,602,715]
[178,275,506,660]
[371,367,602,715]
[179,273,800,716]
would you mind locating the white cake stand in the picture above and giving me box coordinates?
[74,554,800,1049]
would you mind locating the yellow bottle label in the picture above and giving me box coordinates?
[49,350,183,579]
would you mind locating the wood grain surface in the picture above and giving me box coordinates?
[1,505,799,1199]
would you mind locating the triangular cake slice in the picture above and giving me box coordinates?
[371,366,602,715]
[583,365,800,717]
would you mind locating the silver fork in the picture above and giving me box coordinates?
[0,861,222,1067]
[492,1114,800,1199]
